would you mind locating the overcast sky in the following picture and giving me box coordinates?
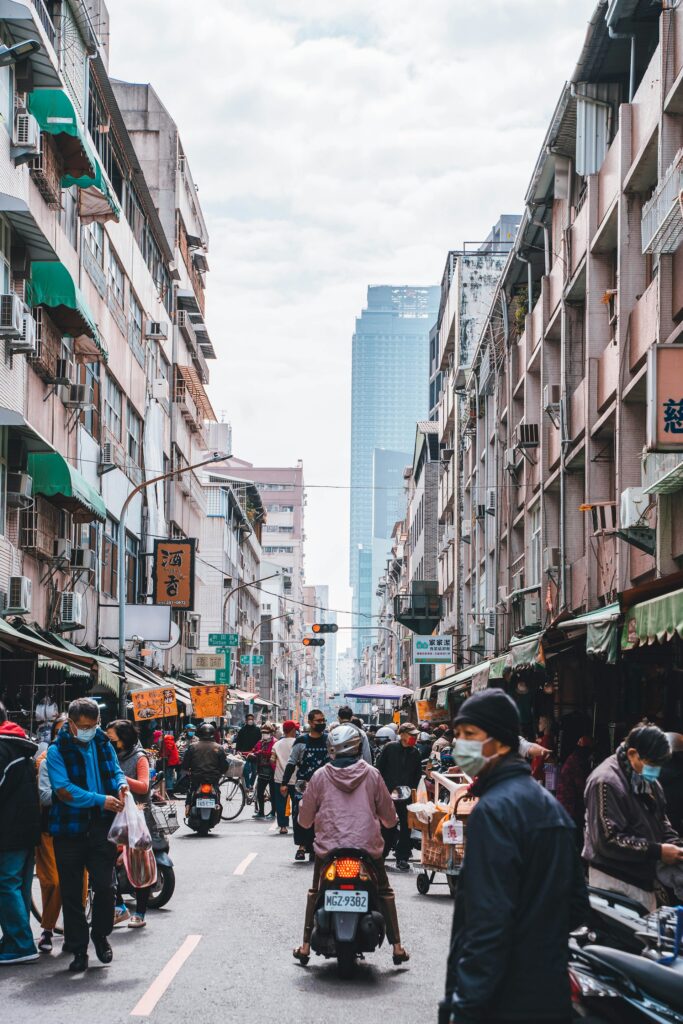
[110,0,596,632]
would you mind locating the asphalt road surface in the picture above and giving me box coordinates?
[1,811,452,1024]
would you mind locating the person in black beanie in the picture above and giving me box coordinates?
[440,688,589,1024]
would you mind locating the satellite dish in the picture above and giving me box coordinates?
[150,621,180,651]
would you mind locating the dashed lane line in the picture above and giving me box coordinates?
[130,934,202,1017]
[233,852,258,875]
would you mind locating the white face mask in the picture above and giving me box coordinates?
[75,725,98,744]
[453,738,492,777]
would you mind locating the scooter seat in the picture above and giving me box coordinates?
[585,944,683,1012]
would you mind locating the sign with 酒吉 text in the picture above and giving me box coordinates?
[152,539,196,610]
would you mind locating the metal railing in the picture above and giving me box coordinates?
[32,0,56,46]
[642,149,683,255]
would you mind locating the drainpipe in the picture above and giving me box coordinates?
[516,253,533,316]
[559,311,569,611]
[532,218,551,277]
[608,26,636,103]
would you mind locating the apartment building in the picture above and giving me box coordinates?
[0,1,220,721]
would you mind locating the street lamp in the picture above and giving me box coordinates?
[117,451,229,715]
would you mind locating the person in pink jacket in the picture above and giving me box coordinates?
[293,724,409,966]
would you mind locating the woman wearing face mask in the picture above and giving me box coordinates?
[106,720,153,929]
[583,723,683,912]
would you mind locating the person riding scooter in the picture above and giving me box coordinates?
[292,723,409,967]
[182,722,228,814]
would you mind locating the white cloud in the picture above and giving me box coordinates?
[109,0,596,618]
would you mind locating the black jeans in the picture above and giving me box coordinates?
[383,800,412,861]
[256,774,274,816]
[292,791,314,851]
[53,818,117,952]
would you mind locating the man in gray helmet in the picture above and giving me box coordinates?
[293,723,409,966]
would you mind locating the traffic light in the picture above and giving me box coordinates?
[312,623,338,633]
[303,636,325,647]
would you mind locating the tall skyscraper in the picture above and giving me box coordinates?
[349,285,440,658]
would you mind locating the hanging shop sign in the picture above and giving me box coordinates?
[647,345,683,451]
[412,635,453,665]
[190,684,227,717]
[191,653,225,670]
[415,698,450,724]
[152,539,196,609]
[131,687,178,721]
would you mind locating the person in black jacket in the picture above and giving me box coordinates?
[440,689,589,1024]
[376,723,422,871]
[0,701,41,964]
[234,714,261,789]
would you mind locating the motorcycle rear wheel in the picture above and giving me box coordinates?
[336,942,357,980]
[147,865,175,909]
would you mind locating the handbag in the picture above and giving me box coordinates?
[123,846,157,888]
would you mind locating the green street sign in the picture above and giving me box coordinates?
[215,667,230,684]
[240,654,265,666]
[208,633,239,647]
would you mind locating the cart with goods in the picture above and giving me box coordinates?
[407,771,476,897]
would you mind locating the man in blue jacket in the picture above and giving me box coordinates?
[440,689,589,1024]
[47,698,127,973]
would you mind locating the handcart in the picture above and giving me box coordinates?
[409,771,476,897]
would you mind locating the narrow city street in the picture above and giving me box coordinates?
[1,813,446,1024]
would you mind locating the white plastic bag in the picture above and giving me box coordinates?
[107,791,152,850]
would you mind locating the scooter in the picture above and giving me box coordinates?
[569,940,683,1022]
[186,781,222,836]
[309,847,388,979]
[116,814,176,908]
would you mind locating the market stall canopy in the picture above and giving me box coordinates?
[0,618,98,678]
[28,452,106,523]
[0,408,55,453]
[622,586,683,649]
[0,193,59,262]
[27,261,106,362]
[345,683,414,701]
[556,603,621,664]
[507,632,545,671]
[0,1,62,87]
[27,88,97,179]
[434,661,495,708]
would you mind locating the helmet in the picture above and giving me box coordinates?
[197,723,215,740]
[327,724,362,760]
[419,732,431,742]
[375,726,396,743]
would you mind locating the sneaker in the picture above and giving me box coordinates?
[0,950,39,964]
[37,931,53,953]
[396,860,411,872]
[114,906,130,926]
[128,914,146,929]
[252,812,265,819]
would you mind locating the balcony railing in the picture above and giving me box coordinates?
[32,0,56,46]
[641,149,683,255]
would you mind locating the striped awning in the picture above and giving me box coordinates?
[177,364,216,421]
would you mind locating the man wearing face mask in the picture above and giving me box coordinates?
[441,689,589,1024]
[583,723,683,913]
[376,723,423,871]
[46,698,127,973]
[281,709,329,861]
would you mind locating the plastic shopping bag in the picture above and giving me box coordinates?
[107,791,153,850]
[123,846,157,888]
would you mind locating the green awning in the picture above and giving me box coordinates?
[28,452,106,523]
[27,261,107,363]
[63,160,121,225]
[27,88,97,179]
[622,587,683,649]
[557,603,621,665]
[489,656,507,680]
[435,661,492,707]
[507,633,545,671]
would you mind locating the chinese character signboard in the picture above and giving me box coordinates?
[240,654,264,666]
[647,345,683,451]
[191,653,225,671]
[131,687,178,721]
[415,698,450,724]
[208,633,239,647]
[190,685,227,718]
[412,635,453,665]
[152,539,196,609]
[215,668,230,684]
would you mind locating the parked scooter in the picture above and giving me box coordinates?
[309,847,388,979]
[116,807,176,907]
[186,781,222,836]
[569,940,683,1022]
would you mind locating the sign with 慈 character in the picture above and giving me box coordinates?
[131,687,178,721]
[412,635,453,665]
[190,685,227,718]
[647,345,683,451]
[152,539,196,609]
[415,698,450,724]
[191,653,225,671]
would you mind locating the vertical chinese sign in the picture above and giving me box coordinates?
[647,345,683,451]
[152,539,196,609]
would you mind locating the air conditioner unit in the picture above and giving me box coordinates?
[461,522,471,543]
[498,585,509,606]
[544,383,561,412]
[64,383,93,408]
[515,422,540,449]
[144,320,169,340]
[186,630,200,650]
[52,538,72,565]
[486,488,496,514]
[469,621,485,650]
[6,472,32,507]
[9,311,37,354]
[511,569,524,593]
[99,442,122,474]
[70,547,96,573]
[523,593,541,627]
[53,358,72,385]
[543,546,560,573]
[620,487,648,529]
[151,377,169,402]
[475,504,487,520]
[485,608,496,634]
[60,591,85,630]
[13,112,40,152]
[0,293,25,337]
[7,575,32,615]
[505,447,517,471]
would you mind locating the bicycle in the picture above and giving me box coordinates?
[219,756,272,820]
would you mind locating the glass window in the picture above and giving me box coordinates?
[530,505,541,586]
[0,450,6,537]
[78,361,100,439]
[129,292,144,365]
[126,404,142,467]
[101,516,119,597]
[0,216,10,293]
[103,374,122,441]
[125,533,139,604]
[61,187,78,250]
[85,221,104,266]
[108,251,124,309]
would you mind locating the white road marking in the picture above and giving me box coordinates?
[234,852,258,875]
[130,934,202,1017]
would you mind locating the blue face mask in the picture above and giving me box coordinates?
[75,726,97,744]
[641,764,662,783]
